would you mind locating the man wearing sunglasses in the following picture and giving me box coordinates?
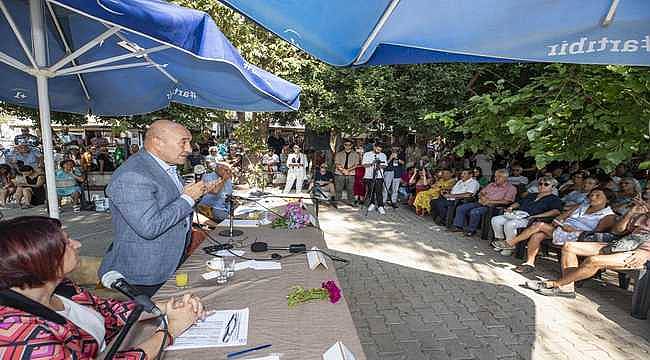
[334,139,360,205]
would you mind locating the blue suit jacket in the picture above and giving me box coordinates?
[98,150,193,285]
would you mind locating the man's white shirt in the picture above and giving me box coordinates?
[362,151,387,179]
[451,178,480,195]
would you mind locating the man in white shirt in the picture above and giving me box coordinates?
[432,169,480,224]
[362,143,388,214]
[284,144,308,193]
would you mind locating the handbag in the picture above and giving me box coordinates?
[577,231,620,243]
[600,233,648,254]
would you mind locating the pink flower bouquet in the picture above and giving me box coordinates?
[287,280,342,307]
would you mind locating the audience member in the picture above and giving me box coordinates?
[267,130,286,155]
[353,146,366,205]
[508,165,529,187]
[198,164,233,222]
[431,169,480,223]
[473,167,489,188]
[96,147,115,172]
[413,168,455,216]
[562,176,599,207]
[504,188,616,273]
[334,139,361,205]
[525,200,650,297]
[362,143,388,214]
[491,176,562,251]
[473,151,493,179]
[311,164,336,199]
[383,145,405,208]
[284,145,308,193]
[55,159,85,212]
[558,170,587,196]
[452,169,517,236]
[0,164,15,208]
[7,144,42,170]
[13,127,39,147]
[14,165,45,208]
[612,177,642,215]
[410,168,432,214]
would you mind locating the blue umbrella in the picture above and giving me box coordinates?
[220,0,650,66]
[0,0,301,218]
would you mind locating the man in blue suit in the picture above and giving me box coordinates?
[99,119,225,296]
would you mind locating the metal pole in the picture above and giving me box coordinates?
[30,0,59,218]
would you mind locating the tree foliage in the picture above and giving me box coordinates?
[427,64,650,171]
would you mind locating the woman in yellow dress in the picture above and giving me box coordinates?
[414,168,456,216]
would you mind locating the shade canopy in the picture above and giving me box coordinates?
[0,0,301,219]
[0,0,301,115]
[220,0,650,66]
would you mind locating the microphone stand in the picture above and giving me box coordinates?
[103,304,145,360]
[218,195,244,238]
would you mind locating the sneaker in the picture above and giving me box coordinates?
[368,204,376,212]
[500,249,514,256]
[378,207,386,215]
[537,287,576,298]
[492,240,515,251]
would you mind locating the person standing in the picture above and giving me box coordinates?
[334,139,360,205]
[284,144,308,193]
[383,145,405,208]
[98,120,225,297]
[362,143,388,214]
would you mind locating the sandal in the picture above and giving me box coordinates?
[537,287,576,298]
[523,280,552,291]
[514,264,535,274]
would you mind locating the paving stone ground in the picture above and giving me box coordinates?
[320,204,650,360]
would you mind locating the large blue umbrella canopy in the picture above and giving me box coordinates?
[0,0,301,218]
[220,0,650,67]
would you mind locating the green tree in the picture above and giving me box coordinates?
[427,64,650,171]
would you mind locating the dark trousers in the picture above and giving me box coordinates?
[364,178,384,207]
[452,202,488,231]
[432,197,454,220]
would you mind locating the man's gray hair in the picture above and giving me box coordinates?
[495,169,509,177]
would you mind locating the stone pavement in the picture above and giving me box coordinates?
[319,204,650,360]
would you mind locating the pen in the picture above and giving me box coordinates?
[222,313,236,342]
[226,343,272,359]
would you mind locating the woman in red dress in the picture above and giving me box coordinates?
[353,147,366,205]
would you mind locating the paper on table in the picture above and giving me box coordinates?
[233,260,282,271]
[216,219,259,228]
[323,341,356,360]
[244,356,279,360]
[214,249,246,257]
[166,308,249,351]
[307,246,328,270]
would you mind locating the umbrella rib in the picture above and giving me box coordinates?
[601,0,620,27]
[50,26,121,72]
[45,0,91,101]
[0,0,38,68]
[62,61,153,76]
[352,0,401,65]
[53,44,170,77]
[0,50,31,73]
[111,28,178,83]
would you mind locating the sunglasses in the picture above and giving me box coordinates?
[539,182,552,187]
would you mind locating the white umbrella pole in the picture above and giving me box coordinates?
[30,0,59,219]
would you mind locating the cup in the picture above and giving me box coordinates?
[224,259,236,279]
[207,257,225,271]
[175,272,189,288]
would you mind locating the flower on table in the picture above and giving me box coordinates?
[321,280,341,304]
[287,280,341,307]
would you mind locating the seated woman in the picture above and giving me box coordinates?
[612,177,641,215]
[413,168,455,216]
[473,167,489,188]
[0,216,205,359]
[491,176,563,253]
[310,163,336,199]
[14,165,45,208]
[561,176,599,207]
[0,164,15,208]
[409,168,432,214]
[507,188,616,273]
[526,201,650,297]
[55,159,85,212]
[558,170,587,197]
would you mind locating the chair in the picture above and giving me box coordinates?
[480,206,505,241]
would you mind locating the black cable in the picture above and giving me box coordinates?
[154,315,169,360]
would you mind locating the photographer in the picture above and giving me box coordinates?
[384,145,405,208]
[362,143,388,214]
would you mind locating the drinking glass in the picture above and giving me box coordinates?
[175,272,189,288]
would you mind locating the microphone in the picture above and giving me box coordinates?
[101,271,162,315]
[250,241,306,253]
[194,164,206,182]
